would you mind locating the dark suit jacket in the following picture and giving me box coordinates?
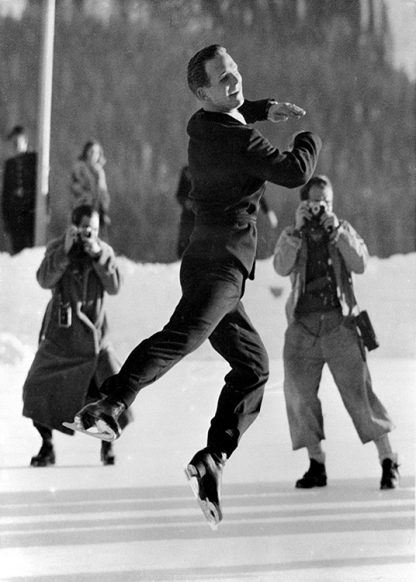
[1,151,37,230]
[185,99,322,278]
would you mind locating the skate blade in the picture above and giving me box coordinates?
[62,419,117,442]
[184,466,220,531]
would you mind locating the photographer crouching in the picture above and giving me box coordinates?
[273,175,398,490]
[22,204,132,466]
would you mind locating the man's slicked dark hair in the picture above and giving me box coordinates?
[71,204,99,226]
[300,175,332,200]
[187,44,226,95]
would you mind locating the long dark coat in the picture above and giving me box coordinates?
[22,236,130,434]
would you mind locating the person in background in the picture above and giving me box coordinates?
[175,165,278,259]
[273,175,398,490]
[70,140,111,236]
[22,205,132,467]
[70,44,321,528]
[1,125,37,254]
[175,165,195,258]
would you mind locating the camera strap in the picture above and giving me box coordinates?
[343,264,361,316]
[57,279,70,307]
[346,272,379,352]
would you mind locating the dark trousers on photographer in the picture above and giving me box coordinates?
[101,257,269,458]
[283,309,395,462]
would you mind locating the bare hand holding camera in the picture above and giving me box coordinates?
[64,225,79,254]
[320,210,340,237]
[78,229,102,258]
[294,201,311,230]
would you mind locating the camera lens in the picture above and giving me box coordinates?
[308,201,326,217]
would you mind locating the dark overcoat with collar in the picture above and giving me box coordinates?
[185,99,322,279]
[22,236,132,434]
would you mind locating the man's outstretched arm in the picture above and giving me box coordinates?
[244,130,322,189]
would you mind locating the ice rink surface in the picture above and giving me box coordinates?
[0,250,414,580]
[1,359,414,582]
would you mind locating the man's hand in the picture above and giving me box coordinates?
[64,225,79,254]
[321,211,340,241]
[268,101,306,123]
[294,202,310,231]
[267,209,278,229]
[82,235,102,258]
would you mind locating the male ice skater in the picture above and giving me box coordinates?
[70,44,322,527]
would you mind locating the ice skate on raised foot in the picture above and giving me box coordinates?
[185,447,226,530]
[62,397,126,442]
[380,458,400,490]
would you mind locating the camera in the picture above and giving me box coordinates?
[355,310,379,351]
[307,200,327,219]
[58,302,72,328]
[301,200,328,237]
[73,228,92,253]
[77,229,92,242]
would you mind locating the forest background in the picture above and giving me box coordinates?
[0,0,415,262]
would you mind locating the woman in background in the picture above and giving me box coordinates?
[70,139,111,237]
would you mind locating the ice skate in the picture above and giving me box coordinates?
[380,458,400,490]
[62,397,126,442]
[185,447,226,530]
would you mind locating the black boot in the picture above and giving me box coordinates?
[185,447,226,528]
[75,397,126,441]
[296,459,327,488]
[30,439,55,467]
[380,458,399,490]
[100,440,115,466]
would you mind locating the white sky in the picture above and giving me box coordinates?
[384,0,416,79]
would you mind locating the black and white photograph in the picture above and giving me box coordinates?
[0,1,415,580]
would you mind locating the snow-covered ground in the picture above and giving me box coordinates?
[0,249,415,581]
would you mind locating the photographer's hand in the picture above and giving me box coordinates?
[321,211,340,241]
[82,237,102,259]
[64,225,78,254]
[294,202,310,231]
[268,102,306,123]
[268,209,278,229]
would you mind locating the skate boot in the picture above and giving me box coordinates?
[185,447,226,529]
[101,440,115,466]
[30,440,55,467]
[296,459,327,488]
[62,397,126,441]
[380,458,399,490]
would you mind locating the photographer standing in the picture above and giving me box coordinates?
[1,125,37,254]
[273,175,398,490]
[22,205,131,466]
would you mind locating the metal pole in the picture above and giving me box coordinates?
[34,0,55,246]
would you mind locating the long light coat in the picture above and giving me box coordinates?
[70,160,110,214]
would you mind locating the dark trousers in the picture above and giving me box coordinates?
[8,217,34,254]
[33,421,52,441]
[102,257,269,457]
